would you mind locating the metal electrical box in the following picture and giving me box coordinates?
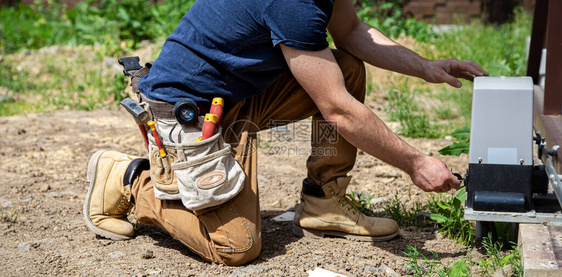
[463,77,562,225]
[466,76,534,212]
[469,77,534,166]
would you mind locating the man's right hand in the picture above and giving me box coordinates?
[421,58,488,88]
[408,156,461,192]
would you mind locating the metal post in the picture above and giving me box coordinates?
[526,0,548,84]
[544,0,562,115]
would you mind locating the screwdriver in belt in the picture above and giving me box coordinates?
[210,97,224,124]
[194,113,218,142]
[194,97,224,142]
[147,121,167,158]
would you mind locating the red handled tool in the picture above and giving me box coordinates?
[194,113,218,142]
[147,121,167,158]
[193,97,224,142]
[210,97,224,125]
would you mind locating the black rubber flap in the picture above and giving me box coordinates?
[473,191,526,212]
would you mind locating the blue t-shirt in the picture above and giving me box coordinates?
[138,0,334,106]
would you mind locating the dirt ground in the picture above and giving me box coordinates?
[0,98,473,276]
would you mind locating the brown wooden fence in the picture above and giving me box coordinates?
[403,0,536,24]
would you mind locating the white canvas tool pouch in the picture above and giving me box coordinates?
[147,118,245,211]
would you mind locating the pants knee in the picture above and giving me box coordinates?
[218,237,261,266]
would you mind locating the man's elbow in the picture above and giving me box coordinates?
[331,22,366,53]
[321,108,343,126]
[320,104,359,130]
[332,36,356,54]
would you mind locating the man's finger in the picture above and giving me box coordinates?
[466,60,488,76]
[456,60,488,77]
[459,71,475,82]
[448,175,461,189]
[433,187,445,193]
[442,72,462,88]
[441,184,451,192]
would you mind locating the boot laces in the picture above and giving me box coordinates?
[344,194,364,211]
[335,194,362,215]
[114,189,140,230]
[115,189,134,215]
[123,186,140,230]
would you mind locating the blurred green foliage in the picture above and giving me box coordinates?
[0,0,533,121]
[0,1,71,54]
[386,87,445,138]
[0,0,196,55]
[1,0,434,55]
[433,6,532,77]
[357,0,436,42]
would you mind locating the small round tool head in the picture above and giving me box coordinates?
[173,98,198,125]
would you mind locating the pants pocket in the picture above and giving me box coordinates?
[150,145,179,196]
[172,141,245,211]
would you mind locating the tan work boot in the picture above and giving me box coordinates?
[83,150,148,240]
[293,177,399,241]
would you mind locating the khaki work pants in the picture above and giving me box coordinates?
[131,49,366,266]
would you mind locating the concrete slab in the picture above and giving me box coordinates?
[519,224,562,276]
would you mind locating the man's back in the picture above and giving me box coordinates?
[138,0,333,106]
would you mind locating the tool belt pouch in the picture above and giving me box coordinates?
[147,118,245,211]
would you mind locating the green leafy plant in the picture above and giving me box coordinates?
[383,191,432,227]
[353,190,436,226]
[348,191,375,216]
[404,242,521,277]
[404,245,462,276]
[492,222,518,248]
[438,126,470,156]
[0,63,36,116]
[386,88,444,138]
[477,235,522,276]
[357,0,436,42]
[448,258,471,277]
[428,187,475,246]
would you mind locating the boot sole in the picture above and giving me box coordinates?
[293,223,399,242]
[83,150,132,241]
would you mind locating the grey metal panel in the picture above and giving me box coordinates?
[469,77,534,165]
[464,207,562,225]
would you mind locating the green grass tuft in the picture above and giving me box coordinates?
[1,206,19,223]
[404,241,522,277]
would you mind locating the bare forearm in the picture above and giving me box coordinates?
[333,22,428,79]
[328,0,487,88]
[329,101,423,175]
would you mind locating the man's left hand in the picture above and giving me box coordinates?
[423,58,488,88]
